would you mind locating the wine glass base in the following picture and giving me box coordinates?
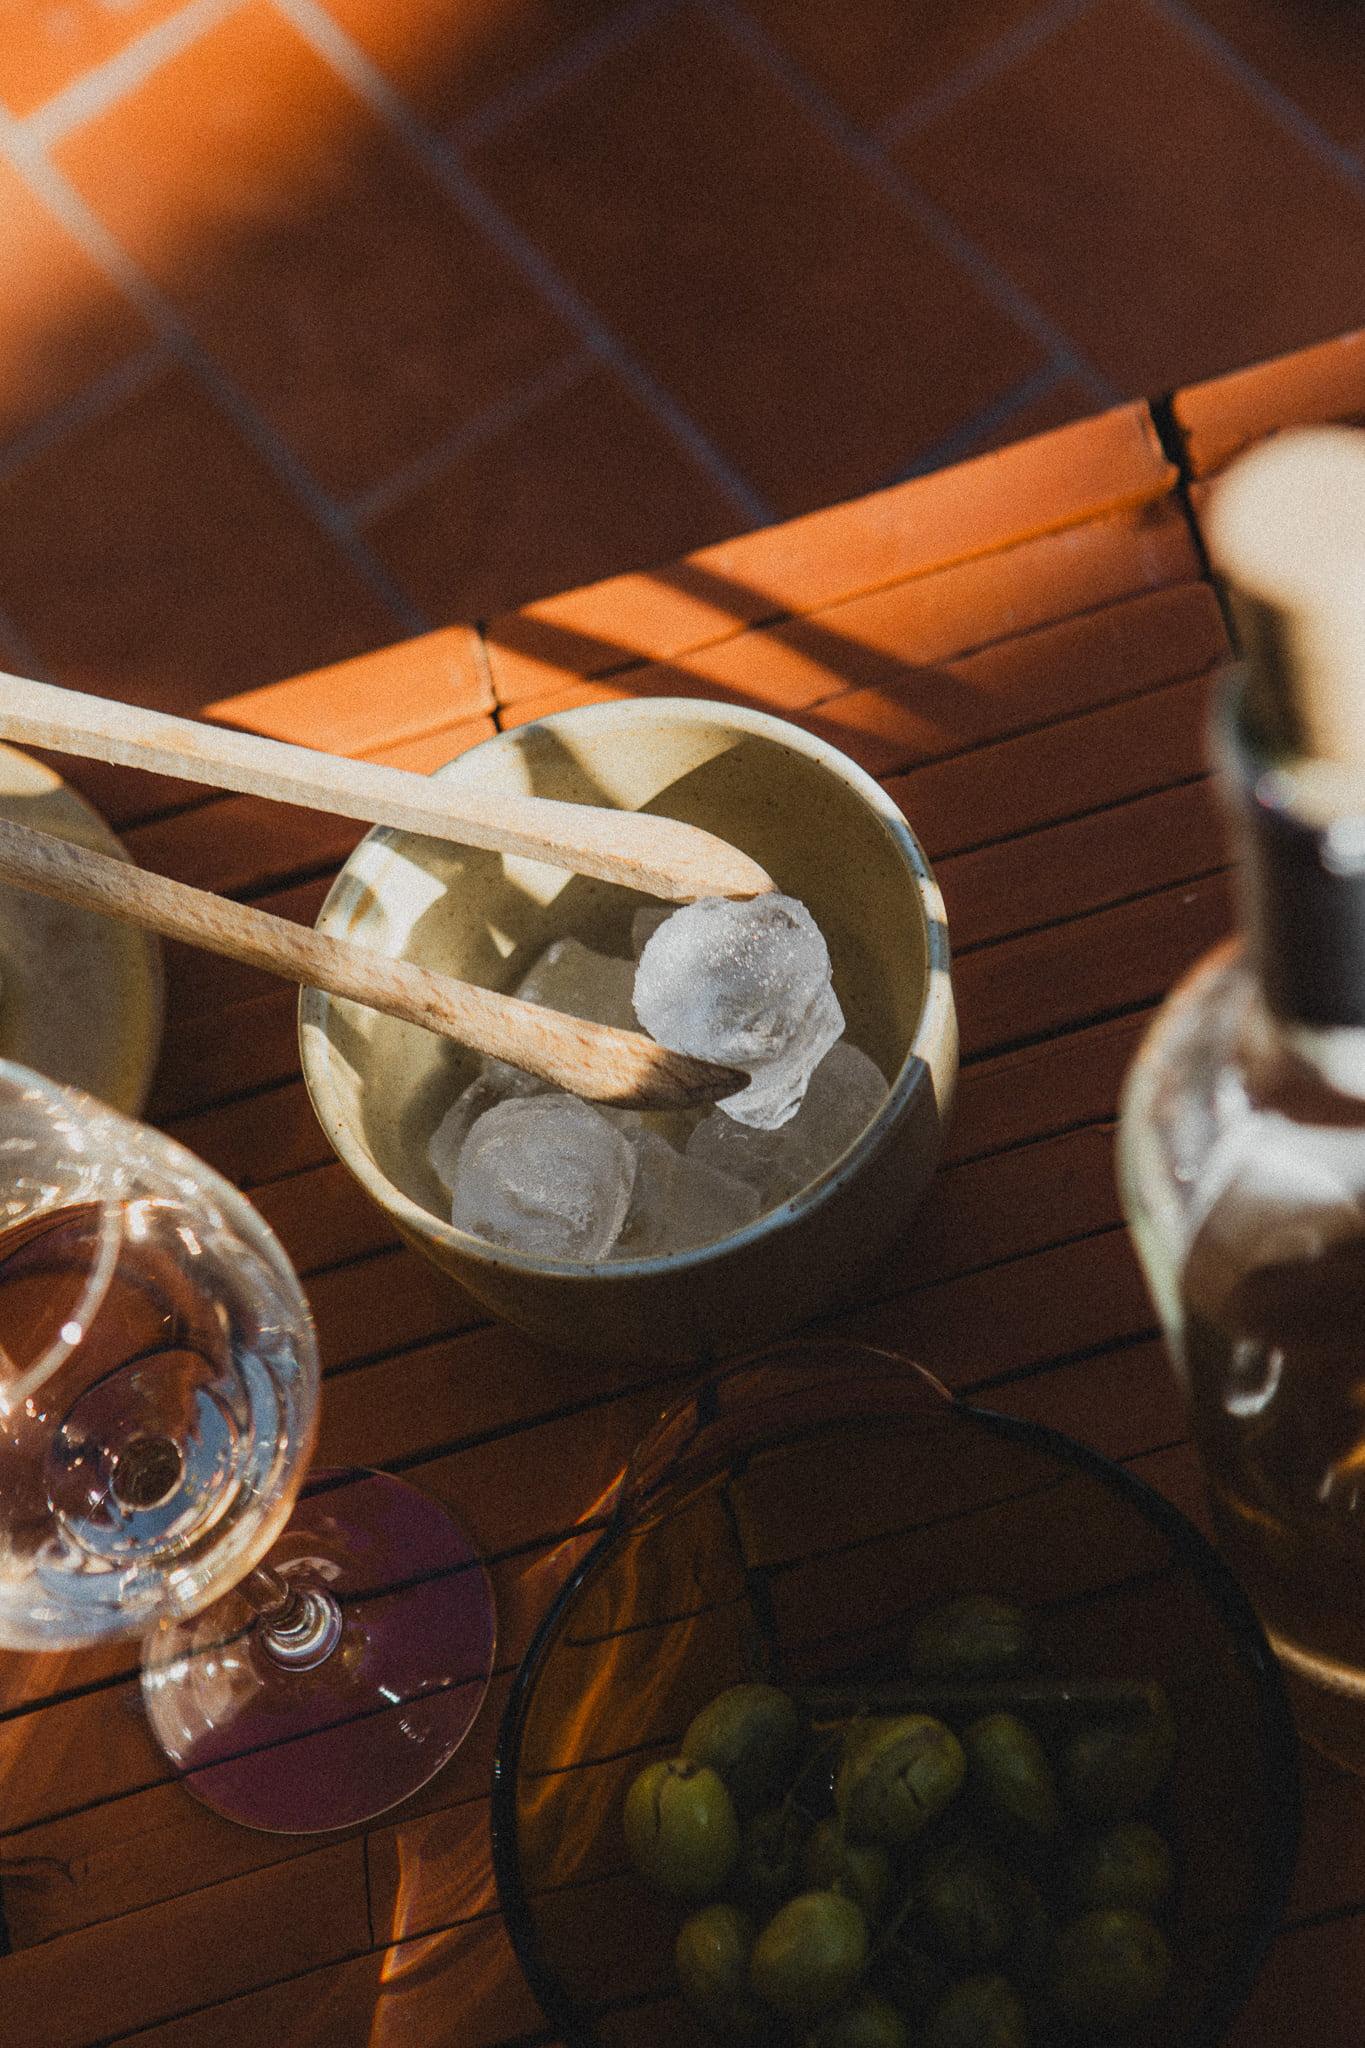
[142,1469,496,1833]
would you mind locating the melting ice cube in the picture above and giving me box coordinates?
[614,1129,761,1258]
[633,895,843,1129]
[448,1094,635,1262]
[687,1040,888,1205]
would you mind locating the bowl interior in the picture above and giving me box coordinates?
[308,705,936,1241]
[492,1347,1298,2048]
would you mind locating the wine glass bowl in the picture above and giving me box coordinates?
[491,1344,1300,2048]
[0,1060,316,1651]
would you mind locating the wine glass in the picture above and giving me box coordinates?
[0,1057,495,1832]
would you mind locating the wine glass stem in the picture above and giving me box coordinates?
[242,1563,344,1672]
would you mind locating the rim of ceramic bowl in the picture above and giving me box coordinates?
[487,1342,1302,2048]
[299,698,955,1281]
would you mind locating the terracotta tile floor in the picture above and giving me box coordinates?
[1,0,1364,715]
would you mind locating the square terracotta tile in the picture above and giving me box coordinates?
[911,373,1097,469]
[54,0,572,500]
[1189,0,1365,160]
[0,363,398,712]
[0,159,151,444]
[895,0,1365,397]
[317,0,633,133]
[469,2,1046,515]
[0,0,189,118]
[743,0,1062,135]
[364,363,743,623]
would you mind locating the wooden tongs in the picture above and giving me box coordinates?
[0,674,775,1111]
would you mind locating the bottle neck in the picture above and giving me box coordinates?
[1218,670,1365,1055]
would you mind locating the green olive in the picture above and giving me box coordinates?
[915,1845,1019,1968]
[1049,1907,1172,2028]
[676,1902,755,2015]
[835,1715,966,1844]
[1063,1688,1177,1822]
[810,1991,910,2048]
[1066,1820,1173,1915]
[739,1804,808,1909]
[963,1713,1060,1842]
[908,1596,1031,1681]
[921,1973,1030,2048]
[682,1683,804,1815]
[750,1889,869,2019]
[802,1818,893,1922]
[622,1758,739,1898]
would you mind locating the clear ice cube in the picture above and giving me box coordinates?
[614,1129,761,1258]
[449,1093,635,1262]
[633,895,844,1130]
[687,1041,889,1206]
[766,1040,889,1197]
[683,1105,783,1198]
[483,937,638,1097]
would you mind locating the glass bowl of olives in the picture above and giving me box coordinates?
[491,1342,1298,2048]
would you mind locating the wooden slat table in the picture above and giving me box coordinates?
[9,331,1365,2047]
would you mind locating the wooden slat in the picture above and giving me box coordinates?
[955,869,1235,1060]
[1174,327,1365,479]
[111,1914,543,2048]
[162,876,333,1019]
[167,1080,330,1188]
[885,664,1218,858]
[940,776,1222,953]
[485,399,1175,698]
[791,571,1221,780]
[0,1841,369,2048]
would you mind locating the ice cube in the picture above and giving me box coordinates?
[686,1040,888,1205]
[513,936,637,1030]
[428,1068,538,1194]
[481,937,638,1099]
[683,1105,783,1198]
[765,1040,889,1198]
[614,1130,761,1258]
[450,1094,635,1262]
[633,895,844,1130]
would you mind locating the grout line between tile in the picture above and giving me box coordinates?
[23,0,247,147]
[0,344,168,490]
[0,111,432,640]
[449,0,680,153]
[345,350,597,526]
[1146,0,1365,207]
[706,0,1120,412]
[273,0,776,529]
[875,362,1077,485]
[879,0,1101,145]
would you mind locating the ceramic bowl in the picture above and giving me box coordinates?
[299,698,956,1361]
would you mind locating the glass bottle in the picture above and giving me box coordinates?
[1119,427,1365,1774]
